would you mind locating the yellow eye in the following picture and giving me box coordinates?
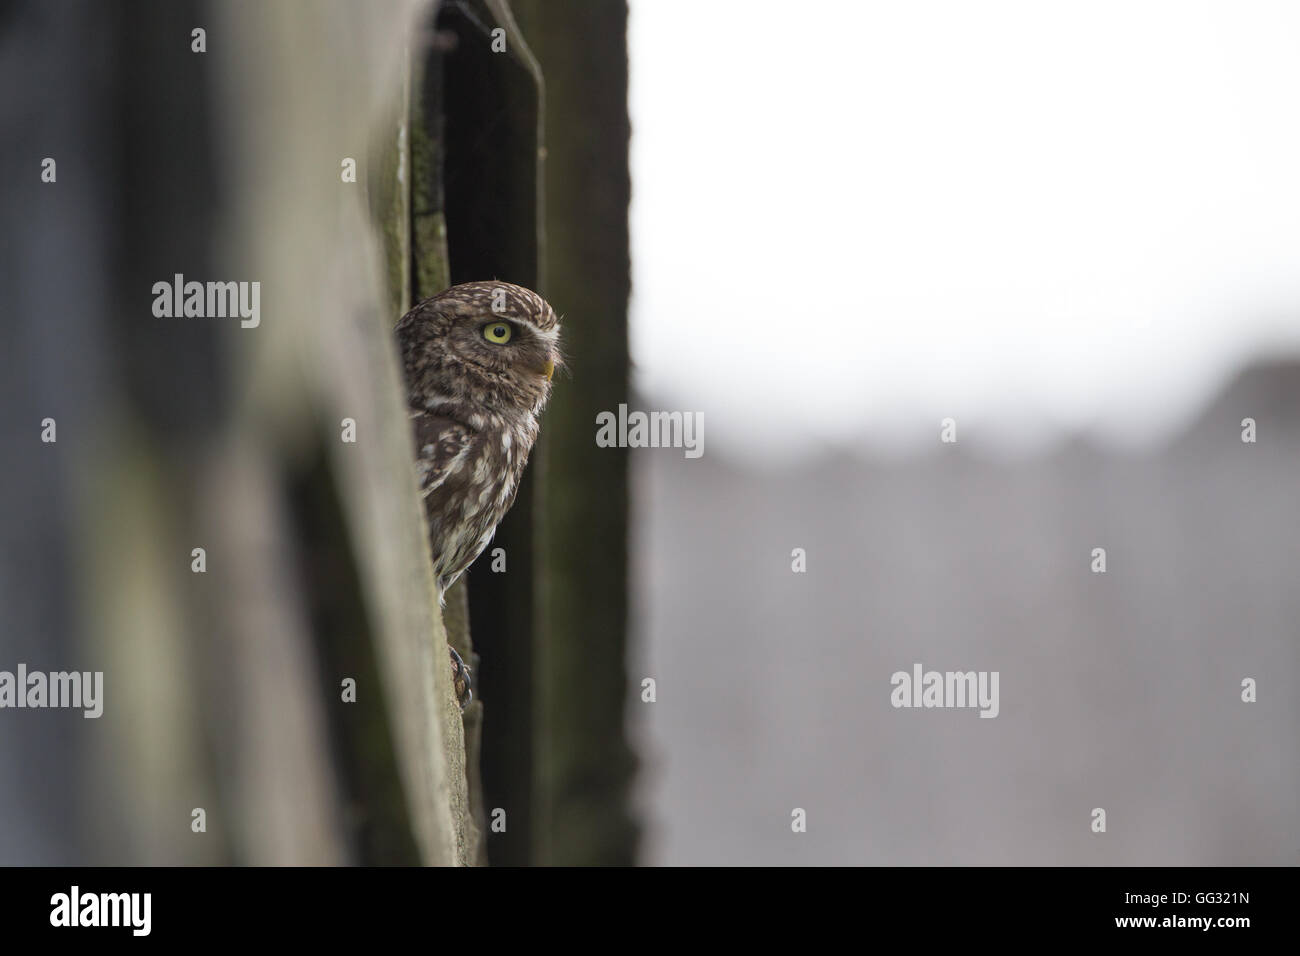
[483,322,513,344]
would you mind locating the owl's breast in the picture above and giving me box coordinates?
[422,413,538,590]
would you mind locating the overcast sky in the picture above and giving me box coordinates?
[628,0,1300,461]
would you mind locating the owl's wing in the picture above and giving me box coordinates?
[410,411,474,498]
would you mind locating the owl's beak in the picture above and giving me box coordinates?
[543,359,555,382]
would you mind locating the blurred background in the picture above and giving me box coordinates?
[629,0,1300,864]
[0,0,1295,866]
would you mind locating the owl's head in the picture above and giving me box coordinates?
[397,281,563,418]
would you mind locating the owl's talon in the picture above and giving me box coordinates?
[449,645,472,711]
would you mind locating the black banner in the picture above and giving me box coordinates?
[0,866,1280,941]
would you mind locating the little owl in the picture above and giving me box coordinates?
[396,281,562,707]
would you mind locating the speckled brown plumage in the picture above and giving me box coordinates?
[396,280,561,598]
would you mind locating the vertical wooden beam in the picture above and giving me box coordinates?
[512,0,638,865]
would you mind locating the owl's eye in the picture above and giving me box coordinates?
[482,322,513,344]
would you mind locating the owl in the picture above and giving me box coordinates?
[396,281,562,705]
